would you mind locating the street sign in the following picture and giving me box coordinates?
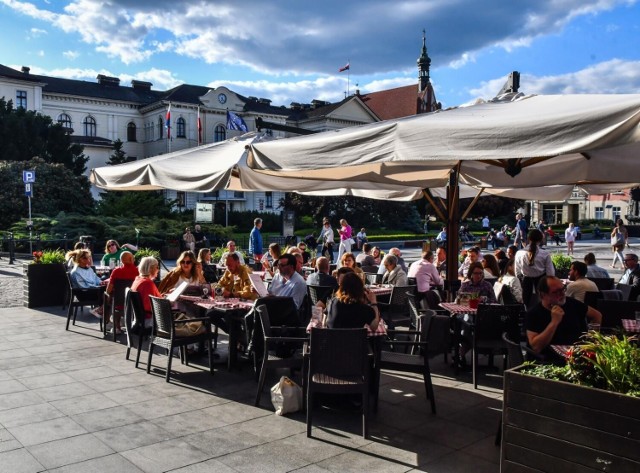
[25,183,33,197]
[23,170,36,183]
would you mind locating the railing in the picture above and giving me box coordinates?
[1,232,73,264]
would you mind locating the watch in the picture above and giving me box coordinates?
[218,93,227,104]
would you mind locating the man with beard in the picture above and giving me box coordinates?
[526,276,601,358]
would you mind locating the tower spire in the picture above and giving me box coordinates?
[417,29,431,92]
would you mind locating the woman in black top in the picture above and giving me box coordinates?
[326,272,380,330]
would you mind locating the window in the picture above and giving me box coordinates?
[595,207,604,220]
[158,117,163,140]
[16,90,27,109]
[613,206,621,221]
[233,191,245,199]
[127,122,137,142]
[83,116,96,137]
[214,124,226,142]
[265,192,273,208]
[204,191,219,198]
[177,117,186,138]
[57,113,72,131]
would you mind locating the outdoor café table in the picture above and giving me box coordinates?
[621,318,640,333]
[179,295,254,370]
[439,302,479,371]
[367,285,393,297]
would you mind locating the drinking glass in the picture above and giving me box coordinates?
[587,323,601,332]
[202,285,210,299]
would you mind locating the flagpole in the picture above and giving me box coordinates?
[166,102,172,153]
[347,58,350,96]
[197,105,201,146]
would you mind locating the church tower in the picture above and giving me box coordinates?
[417,29,431,92]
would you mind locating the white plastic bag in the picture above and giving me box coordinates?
[270,376,303,416]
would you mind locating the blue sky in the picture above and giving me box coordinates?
[1,0,639,108]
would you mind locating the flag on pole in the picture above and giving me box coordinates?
[338,62,350,72]
[197,106,202,144]
[165,103,171,139]
[226,110,248,132]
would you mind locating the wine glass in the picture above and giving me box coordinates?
[202,285,210,299]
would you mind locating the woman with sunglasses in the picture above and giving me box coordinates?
[459,262,497,303]
[100,239,138,267]
[158,250,204,295]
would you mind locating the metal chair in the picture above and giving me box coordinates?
[124,288,152,368]
[378,285,416,328]
[306,285,335,307]
[408,293,449,361]
[254,304,307,407]
[586,277,615,290]
[306,328,370,438]
[147,296,215,382]
[103,278,134,341]
[65,272,104,332]
[596,299,640,330]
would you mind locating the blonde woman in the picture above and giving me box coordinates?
[332,252,365,282]
[611,219,627,268]
[158,251,204,294]
[336,218,353,265]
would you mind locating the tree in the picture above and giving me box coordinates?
[107,139,134,165]
[0,158,93,229]
[0,98,89,175]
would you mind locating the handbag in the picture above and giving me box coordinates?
[173,313,206,336]
[348,238,356,245]
[270,376,303,415]
[611,231,624,247]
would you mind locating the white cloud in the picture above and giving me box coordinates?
[28,27,47,38]
[62,50,79,60]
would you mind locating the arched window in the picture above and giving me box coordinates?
[83,116,96,137]
[158,117,163,140]
[57,113,72,131]
[214,124,226,142]
[176,117,186,138]
[127,122,137,142]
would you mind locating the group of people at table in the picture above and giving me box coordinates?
[66,226,640,366]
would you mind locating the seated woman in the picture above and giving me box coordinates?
[499,258,524,304]
[481,254,501,279]
[66,242,85,270]
[459,262,497,303]
[261,242,282,278]
[325,272,380,331]
[101,239,138,267]
[131,256,162,328]
[66,248,105,318]
[198,248,218,283]
[371,246,383,266]
[158,251,204,295]
[332,252,365,282]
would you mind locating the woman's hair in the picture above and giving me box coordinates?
[466,261,484,279]
[340,218,348,226]
[372,246,381,256]
[335,272,366,304]
[494,249,507,260]
[482,254,500,277]
[104,239,119,253]
[73,242,85,250]
[269,242,282,258]
[65,249,91,265]
[138,256,159,277]
[502,258,516,277]
[197,248,210,263]
[526,229,544,266]
[176,251,198,279]
[341,252,355,265]
[336,266,355,277]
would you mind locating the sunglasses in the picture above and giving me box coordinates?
[108,243,117,248]
[181,260,193,265]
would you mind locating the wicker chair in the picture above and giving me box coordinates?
[123,288,152,368]
[65,272,105,332]
[254,304,308,407]
[586,277,615,291]
[103,278,134,340]
[408,293,449,361]
[306,328,370,438]
[306,285,335,307]
[376,313,437,414]
[147,296,215,382]
[596,299,640,330]
[378,285,416,329]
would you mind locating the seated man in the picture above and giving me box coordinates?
[584,252,610,279]
[381,254,408,286]
[566,261,599,303]
[377,247,407,274]
[619,253,640,301]
[104,251,139,333]
[269,253,307,310]
[306,256,338,289]
[458,247,481,279]
[219,240,245,265]
[436,227,447,245]
[356,227,368,249]
[356,243,376,269]
[526,276,602,358]
[217,253,255,300]
[408,250,443,293]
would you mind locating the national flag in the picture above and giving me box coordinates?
[165,103,171,139]
[197,106,202,144]
[226,110,248,132]
[338,62,350,72]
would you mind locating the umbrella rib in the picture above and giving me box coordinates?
[422,189,446,223]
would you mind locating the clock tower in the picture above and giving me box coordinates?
[417,29,431,93]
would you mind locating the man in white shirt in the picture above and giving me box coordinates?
[269,253,307,309]
[219,240,245,265]
[482,216,490,230]
[566,261,599,303]
[408,250,443,293]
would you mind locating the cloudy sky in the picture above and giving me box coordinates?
[1,0,639,108]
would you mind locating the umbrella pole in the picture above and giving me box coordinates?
[445,166,461,301]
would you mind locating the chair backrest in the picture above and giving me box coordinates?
[587,277,615,291]
[149,296,174,335]
[502,332,525,368]
[616,283,633,301]
[124,288,145,333]
[596,299,640,329]
[111,279,135,309]
[601,289,624,301]
[407,277,417,286]
[309,328,368,379]
[584,291,601,308]
[389,285,416,306]
[254,296,299,327]
[307,285,335,306]
[407,293,448,356]
[474,304,522,342]
[255,304,273,338]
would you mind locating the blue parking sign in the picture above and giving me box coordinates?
[25,183,33,197]
[23,170,36,183]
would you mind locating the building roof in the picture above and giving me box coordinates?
[357,84,422,120]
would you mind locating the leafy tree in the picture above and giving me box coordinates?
[0,97,88,175]
[0,158,93,229]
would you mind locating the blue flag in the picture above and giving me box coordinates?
[226,111,248,132]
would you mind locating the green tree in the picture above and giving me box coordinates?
[107,139,134,165]
[0,158,93,229]
[0,97,88,175]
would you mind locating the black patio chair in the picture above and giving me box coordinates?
[123,288,152,368]
[65,272,105,332]
[378,285,416,329]
[103,278,134,341]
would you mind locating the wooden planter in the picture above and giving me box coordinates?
[502,366,640,472]
[161,246,180,260]
[23,263,68,308]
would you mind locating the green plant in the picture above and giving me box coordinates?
[32,248,65,264]
[522,332,640,397]
[133,247,161,265]
[551,253,572,271]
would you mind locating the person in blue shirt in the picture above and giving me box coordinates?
[249,218,263,263]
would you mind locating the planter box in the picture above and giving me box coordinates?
[502,366,640,472]
[161,246,180,260]
[23,263,67,308]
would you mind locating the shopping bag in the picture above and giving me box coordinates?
[270,376,303,415]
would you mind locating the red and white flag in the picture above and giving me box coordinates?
[165,103,171,139]
[197,106,202,144]
[338,62,350,72]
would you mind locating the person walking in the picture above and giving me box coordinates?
[336,218,353,265]
[610,219,627,269]
[318,218,335,262]
[564,222,577,256]
[249,218,263,264]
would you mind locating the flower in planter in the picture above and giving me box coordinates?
[30,249,65,265]
[32,251,43,264]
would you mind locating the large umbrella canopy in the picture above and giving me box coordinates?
[247,94,640,189]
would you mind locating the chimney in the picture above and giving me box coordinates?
[96,74,121,86]
[131,80,152,91]
[21,66,30,75]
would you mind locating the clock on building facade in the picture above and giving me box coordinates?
[218,93,227,104]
